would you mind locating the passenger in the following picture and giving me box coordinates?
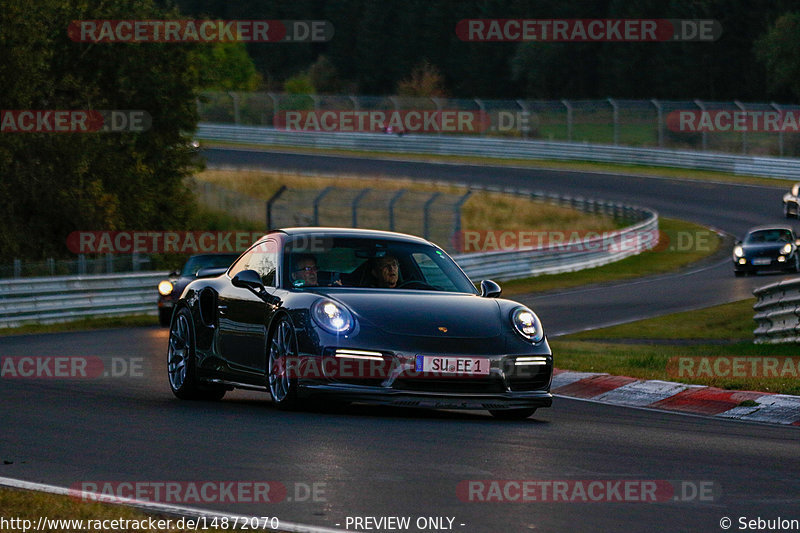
[291,254,319,287]
[370,255,399,288]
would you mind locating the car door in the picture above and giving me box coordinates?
[218,239,280,379]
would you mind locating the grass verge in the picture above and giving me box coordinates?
[0,315,157,337]
[195,168,624,235]
[0,487,275,533]
[501,217,722,296]
[202,140,794,189]
[550,299,800,395]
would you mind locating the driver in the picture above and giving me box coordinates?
[371,255,399,288]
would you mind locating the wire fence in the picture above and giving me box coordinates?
[2,178,649,278]
[266,186,470,249]
[198,91,800,157]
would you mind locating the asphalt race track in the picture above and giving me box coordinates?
[2,149,799,533]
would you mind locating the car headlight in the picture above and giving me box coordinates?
[511,307,544,343]
[733,246,744,258]
[312,299,354,335]
[158,280,174,296]
[782,243,793,255]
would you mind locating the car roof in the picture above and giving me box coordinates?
[746,225,795,233]
[265,227,434,245]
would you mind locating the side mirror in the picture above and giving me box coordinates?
[735,240,742,246]
[232,270,281,306]
[480,279,502,298]
[232,269,264,290]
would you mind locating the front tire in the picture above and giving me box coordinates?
[267,317,301,410]
[167,308,225,401]
[489,408,537,420]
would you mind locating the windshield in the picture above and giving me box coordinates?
[744,229,793,244]
[283,236,477,294]
[180,254,240,277]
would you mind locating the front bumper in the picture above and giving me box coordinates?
[293,347,553,410]
[298,384,552,410]
[734,254,795,272]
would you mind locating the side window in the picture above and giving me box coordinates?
[228,240,279,287]
[412,252,458,291]
[228,248,256,279]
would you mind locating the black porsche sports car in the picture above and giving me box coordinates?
[733,225,800,276]
[157,253,240,326]
[167,228,553,419]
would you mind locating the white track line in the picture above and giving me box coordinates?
[0,476,346,533]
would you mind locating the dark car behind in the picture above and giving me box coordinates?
[158,253,239,325]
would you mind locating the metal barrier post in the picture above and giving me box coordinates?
[694,99,708,151]
[389,189,406,231]
[266,185,288,229]
[562,99,573,141]
[651,99,663,148]
[452,190,472,252]
[423,192,441,241]
[772,102,784,157]
[608,98,619,145]
[735,100,748,154]
[352,188,371,227]
[313,186,335,226]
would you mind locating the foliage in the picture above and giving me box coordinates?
[397,60,448,97]
[173,0,800,100]
[284,72,315,94]
[191,42,262,91]
[755,12,800,100]
[0,0,203,261]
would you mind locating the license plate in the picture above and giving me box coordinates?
[752,258,771,265]
[415,355,490,375]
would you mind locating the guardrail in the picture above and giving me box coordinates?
[453,193,657,280]
[197,123,800,180]
[0,272,167,328]
[753,278,800,343]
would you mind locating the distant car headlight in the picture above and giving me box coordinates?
[312,299,354,334]
[511,307,544,343]
[782,243,793,255]
[158,280,174,296]
[733,246,744,258]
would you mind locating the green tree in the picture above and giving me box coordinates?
[397,60,448,97]
[755,12,800,100]
[192,42,262,91]
[0,0,202,261]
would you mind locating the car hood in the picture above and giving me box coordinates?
[742,242,787,254]
[316,289,505,338]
